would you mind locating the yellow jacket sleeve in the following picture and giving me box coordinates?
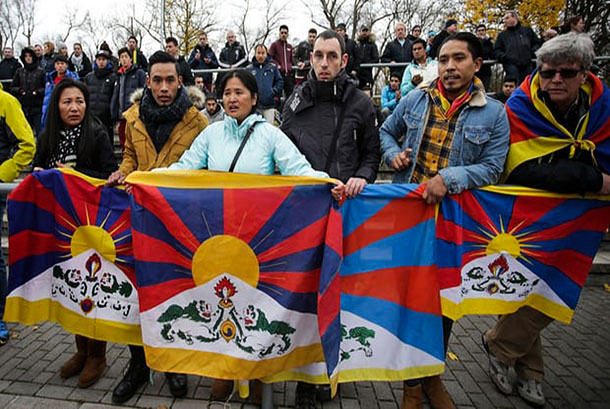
[0,90,36,182]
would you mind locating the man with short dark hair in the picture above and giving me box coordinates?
[400,38,438,96]
[380,32,509,409]
[492,76,517,104]
[429,19,459,59]
[475,24,494,89]
[202,94,224,123]
[381,71,402,119]
[188,31,218,92]
[381,22,413,77]
[494,10,541,83]
[106,51,208,403]
[110,47,147,148]
[0,47,22,86]
[294,28,317,85]
[483,33,610,407]
[269,24,295,98]
[407,25,422,41]
[335,23,359,80]
[282,30,380,407]
[356,25,379,89]
[84,50,117,144]
[165,36,194,85]
[127,35,148,71]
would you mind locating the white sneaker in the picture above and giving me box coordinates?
[517,378,545,406]
[482,332,513,394]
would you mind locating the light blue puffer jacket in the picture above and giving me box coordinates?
[168,112,328,178]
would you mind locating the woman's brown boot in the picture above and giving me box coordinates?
[60,335,88,379]
[78,339,107,388]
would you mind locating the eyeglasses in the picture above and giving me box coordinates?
[539,68,582,79]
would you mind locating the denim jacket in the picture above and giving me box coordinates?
[379,83,510,193]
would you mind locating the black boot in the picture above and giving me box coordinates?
[295,381,317,409]
[165,372,188,397]
[112,346,149,403]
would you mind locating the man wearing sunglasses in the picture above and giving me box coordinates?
[483,33,610,407]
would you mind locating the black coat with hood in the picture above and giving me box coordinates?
[356,32,379,86]
[11,48,45,113]
[84,65,118,125]
[281,70,380,183]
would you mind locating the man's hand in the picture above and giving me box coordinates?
[412,74,423,86]
[106,170,126,186]
[422,174,448,205]
[195,50,201,60]
[203,56,211,64]
[331,181,345,201]
[599,173,610,195]
[391,148,412,171]
[298,62,305,70]
[395,90,401,100]
[345,177,367,198]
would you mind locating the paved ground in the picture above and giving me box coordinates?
[0,284,608,409]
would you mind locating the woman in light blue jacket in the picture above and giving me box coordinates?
[169,69,338,183]
[168,68,342,403]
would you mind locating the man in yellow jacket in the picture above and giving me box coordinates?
[0,82,36,344]
[106,51,207,403]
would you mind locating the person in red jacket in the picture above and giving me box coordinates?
[269,24,295,101]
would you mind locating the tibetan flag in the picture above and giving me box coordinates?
[269,184,445,384]
[438,186,610,324]
[5,169,140,344]
[126,170,341,382]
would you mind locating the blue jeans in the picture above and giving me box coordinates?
[0,195,6,320]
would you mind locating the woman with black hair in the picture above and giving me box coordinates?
[33,79,116,388]
[34,78,116,179]
[168,69,332,180]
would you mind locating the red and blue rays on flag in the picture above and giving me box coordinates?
[436,187,610,323]
[8,169,134,292]
[339,184,445,374]
[127,171,342,380]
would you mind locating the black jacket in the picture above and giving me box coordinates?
[0,57,22,83]
[281,70,380,183]
[344,35,360,76]
[34,117,117,179]
[478,37,494,80]
[494,23,542,68]
[11,50,45,113]
[176,55,194,86]
[111,64,147,122]
[218,41,248,68]
[356,33,379,86]
[293,40,313,78]
[84,67,117,125]
[429,30,451,59]
[131,49,148,71]
[41,53,58,73]
[380,38,412,76]
[188,44,218,83]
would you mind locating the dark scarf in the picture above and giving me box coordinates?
[139,86,191,153]
[309,69,349,103]
[94,66,113,79]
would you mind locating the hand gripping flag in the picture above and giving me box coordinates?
[437,186,610,324]
[126,170,342,384]
[267,184,445,384]
[6,169,140,344]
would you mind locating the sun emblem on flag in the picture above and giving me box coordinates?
[469,216,540,263]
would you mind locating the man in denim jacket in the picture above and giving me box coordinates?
[379,32,509,409]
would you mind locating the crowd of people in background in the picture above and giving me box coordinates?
[0,11,595,136]
[0,9,606,409]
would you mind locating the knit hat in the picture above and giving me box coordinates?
[445,19,458,29]
[336,23,347,30]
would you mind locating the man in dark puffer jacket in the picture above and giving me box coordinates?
[84,50,117,145]
[110,47,146,148]
[11,47,45,135]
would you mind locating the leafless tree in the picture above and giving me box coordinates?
[0,0,20,50]
[61,7,90,44]
[16,0,38,46]
[234,0,287,56]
